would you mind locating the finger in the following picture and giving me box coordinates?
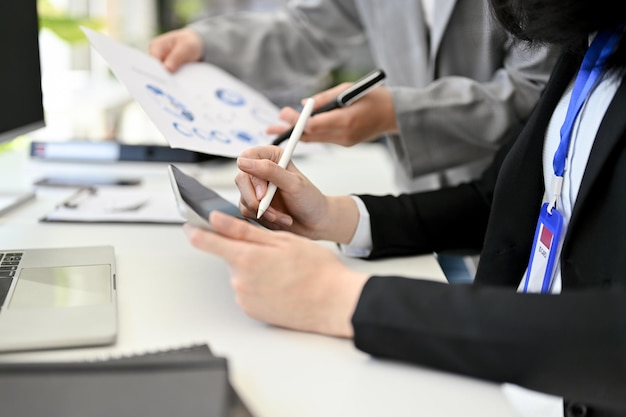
[237,154,275,179]
[210,211,277,246]
[239,145,283,162]
[163,48,188,72]
[233,169,295,227]
[236,157,274,201]
[295,110,347,143]
[183,221,254,265]
[234,171,261,215]
[266,122,291,136]
[259,205,294,227]
[238,199,257,219]
[277,107,301,125]
[237,146,289,197]
[237,156,300,195]
[310,82,350,109]
[306,110,347,132]
[183,212,280,266]
[148,37,172,61]
[234,167,271,217]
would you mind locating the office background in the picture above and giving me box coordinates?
[0,2,559,415]
[34,0,373,148]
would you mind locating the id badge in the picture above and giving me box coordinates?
[522,203,564,293]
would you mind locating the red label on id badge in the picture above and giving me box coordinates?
[522,203,564,293]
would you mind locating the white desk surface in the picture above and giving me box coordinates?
[0,141,516,417]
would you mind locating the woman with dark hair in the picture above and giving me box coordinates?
[182,0,626,415]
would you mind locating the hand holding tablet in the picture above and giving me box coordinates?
[168,164,260,231]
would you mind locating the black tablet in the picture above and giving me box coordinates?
[168,164,259,231]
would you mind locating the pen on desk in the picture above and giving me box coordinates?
[257,97,316,219]
[58,187,97,209]
[271,69,386,146]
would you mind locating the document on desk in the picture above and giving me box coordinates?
[40,187,186,224]
[82,27,323,158]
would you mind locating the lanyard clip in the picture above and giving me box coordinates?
[547,175,563,214]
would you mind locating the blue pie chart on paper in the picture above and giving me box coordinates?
[146,84,194,121]
[215,88,246,106]
[206,130,231,144]
[173,121,193,136]
[232,130,256,144]
[194,129,232,144]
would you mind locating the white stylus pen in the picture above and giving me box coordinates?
[257,97,315,219]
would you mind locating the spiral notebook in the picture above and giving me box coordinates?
[0,343,254,417]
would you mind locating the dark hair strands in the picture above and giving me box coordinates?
[488,0,626,72]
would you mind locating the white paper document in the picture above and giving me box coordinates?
[82,27,317,158]
[41,187,185,224]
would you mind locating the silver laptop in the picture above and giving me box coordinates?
[0,245,117,353]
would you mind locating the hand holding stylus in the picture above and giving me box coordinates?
[257,98,316,219]
[270,69,386,146]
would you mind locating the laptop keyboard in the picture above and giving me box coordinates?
[0,252,23,308]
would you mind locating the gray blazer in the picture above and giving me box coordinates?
[190,0,559,191]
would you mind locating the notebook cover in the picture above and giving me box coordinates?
[0,344,254,417]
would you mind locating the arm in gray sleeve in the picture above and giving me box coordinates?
[187,0,367,102]
[389,40,560,178]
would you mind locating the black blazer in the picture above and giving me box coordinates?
[352,50,626,416]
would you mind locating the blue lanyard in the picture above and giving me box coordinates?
[554,30,622,177]
[524,28,623,294]
[547,29,623,212]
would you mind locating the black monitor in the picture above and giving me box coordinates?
[0,0,45,144]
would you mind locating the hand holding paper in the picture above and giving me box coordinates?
[82,28,286,158]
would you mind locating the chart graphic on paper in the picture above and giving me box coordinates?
[82,27,285,158]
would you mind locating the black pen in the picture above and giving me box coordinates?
[271,68,386,145]
[57,187,97,209]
